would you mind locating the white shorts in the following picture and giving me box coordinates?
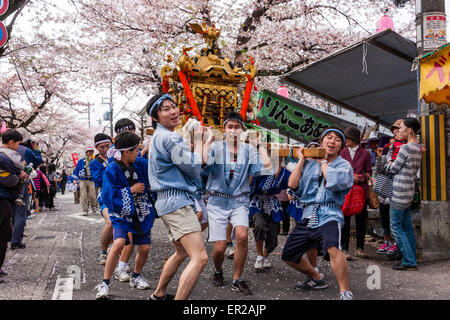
[206,204,249,242]
[194,198,208,224]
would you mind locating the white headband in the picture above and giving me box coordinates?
[117,144,139,152]
[94,139,112,147]
[113,144,139,161]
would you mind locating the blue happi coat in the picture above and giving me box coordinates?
[101,157,156,234]
[90,156,108,208]
[249,167,290,223]
[291,156,353,228]
[72,158,91,181]
[286,192,304,222]
[204,140,272,210]
[90,156,108,189]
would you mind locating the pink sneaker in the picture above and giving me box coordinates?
[377,242,390,254]
[387,243,399,253]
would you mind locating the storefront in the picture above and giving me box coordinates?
[417,43,450,260]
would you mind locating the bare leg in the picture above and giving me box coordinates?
[134,244,150,274]
[233,226,248,280]
[327,246,350,292]
[120,233,135,264]
[100,209,113,251]
[174,231,208,300]
[212,240,226,271]
[306,248,318,268]
[255,240,264,257]
[153,231,208,300]
[153,241,188,298]
[103,238,126,280]
[283,256,321,280]
[226,223,233,243]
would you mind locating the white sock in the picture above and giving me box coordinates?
[314,267,319,273]
[256,255,264,261]
[118,261,128,270]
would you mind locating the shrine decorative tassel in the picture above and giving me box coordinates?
[178,71,203,124]
[240,77,254,121]
[162,76,169,93]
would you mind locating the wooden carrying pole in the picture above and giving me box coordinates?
[266,144,326,159]
[145,128,325,159]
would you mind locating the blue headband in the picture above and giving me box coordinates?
[307,142,321,148]
[223,117,245,129]
[148,94,175,116]
[320,128,346,145]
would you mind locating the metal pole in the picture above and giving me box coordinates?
[416,0,447,56]
[87,103,91,128]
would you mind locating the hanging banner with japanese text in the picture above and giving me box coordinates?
[419,43,450,105]
[256,90,354,143]
[71,153,79,167]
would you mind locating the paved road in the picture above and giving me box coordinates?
[1,192,449,301]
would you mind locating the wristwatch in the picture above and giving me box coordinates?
[321,160,328,165]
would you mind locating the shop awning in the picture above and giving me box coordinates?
[419,43,450,106]
[281,29,417,127]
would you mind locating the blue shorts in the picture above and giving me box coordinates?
[113,228,151,245]
[282,219,341,262]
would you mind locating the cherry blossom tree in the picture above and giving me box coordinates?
[63,0,415,97]
[35,113,96,167]
[0,1,97,167]
[0,0,416,154]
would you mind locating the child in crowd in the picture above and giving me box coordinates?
[95,131,156,299]
[0,130,28,206]
[249,155,290,271]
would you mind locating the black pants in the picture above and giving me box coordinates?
[379,203,391,237]
[0,198,13,269]
[48,183,56,209]
[281,201,290,233]
[252,212,279,254]
[38,188,49,209]
[60,182,66,195]
[341,201,368,251]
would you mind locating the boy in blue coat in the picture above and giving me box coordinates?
[249,156,290,271]
[95,131,156,299]
[89,133,113,265]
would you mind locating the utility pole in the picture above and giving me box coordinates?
[415,0,447,55]
[101,81,114,137]
[415,0,448,261]
[87,104,91,128]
